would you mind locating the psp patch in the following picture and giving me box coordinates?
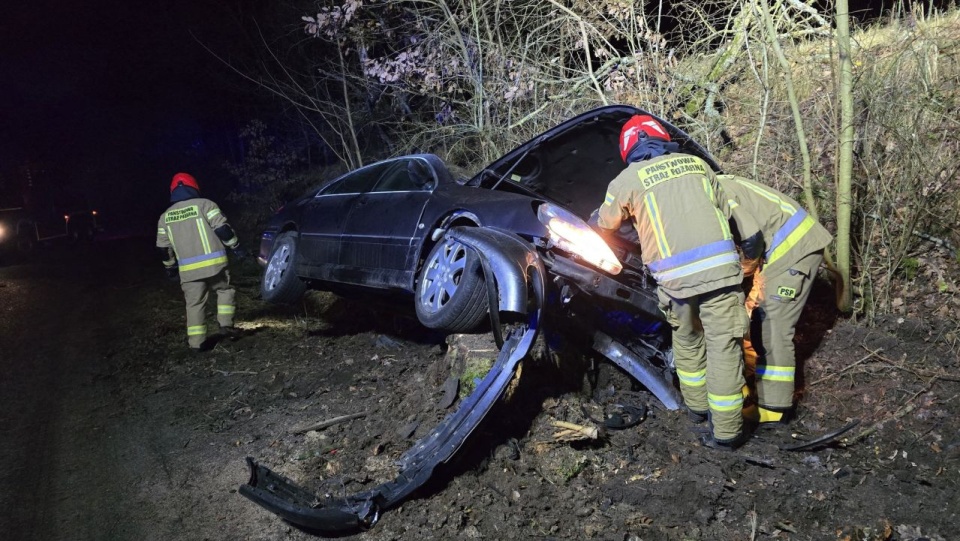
[776,286,797,299]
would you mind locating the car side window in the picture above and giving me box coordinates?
[373,159,436,192]
[324,163,390,195]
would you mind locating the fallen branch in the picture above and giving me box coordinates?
[292,412,368,435]
[809,347,884,386]
[212,369,258,376]
[551,420,600,441]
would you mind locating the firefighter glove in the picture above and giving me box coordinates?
[164,265,180,282]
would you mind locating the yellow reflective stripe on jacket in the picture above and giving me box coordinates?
[603,192,616,206]
[179,253,228,272]
[166,227,178,254]
[187,325,206,336]
[217,305,235,315]
[644,192,671,258]
[647,239,739,283]
[157,227,167,236]
[735,178,796,214]
[701,177,716,203]
[766,210,816,266]
[196,219,211,253]
[708,392,744,412]
[206,208,221,221]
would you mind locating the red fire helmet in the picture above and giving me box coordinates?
[170,172,200,193]
[619,115,671,162]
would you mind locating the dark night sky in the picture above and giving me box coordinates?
[0,0,935,231]
[0,0,262,230]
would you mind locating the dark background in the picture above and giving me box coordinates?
[0,0,281,233]
[0,0,933,235]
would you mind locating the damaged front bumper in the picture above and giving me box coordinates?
[241,228,680,534]
[241,229,545,535]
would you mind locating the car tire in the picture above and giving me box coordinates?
[261,231,307,304]
[415,232,488,332]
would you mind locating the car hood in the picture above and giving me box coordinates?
[469,105,721,220]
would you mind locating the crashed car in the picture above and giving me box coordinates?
[242,105,720,534]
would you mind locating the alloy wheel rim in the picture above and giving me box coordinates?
[419,239,467,313]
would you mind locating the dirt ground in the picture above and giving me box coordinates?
[1,238,958,541]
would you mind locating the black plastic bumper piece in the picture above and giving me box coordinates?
[239,458,378,534]
[240,241,545,535]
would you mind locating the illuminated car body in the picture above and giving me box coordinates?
[245,105,722,533]
[256,105,719,326]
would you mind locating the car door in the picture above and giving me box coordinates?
[297,163,389,281]
[337,157,437,289]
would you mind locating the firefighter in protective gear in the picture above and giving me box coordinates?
[717,174,833,423]
[596,115,749,448]
[157,172,242,350]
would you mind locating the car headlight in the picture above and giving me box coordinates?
[0,224,6,241]
[537,203,622,275]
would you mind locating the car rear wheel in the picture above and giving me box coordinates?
[261,231,307,304]
[415,233,488,332]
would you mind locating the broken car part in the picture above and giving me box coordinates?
[241,234,545,535]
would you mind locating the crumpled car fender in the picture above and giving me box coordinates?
[445,226,540,317]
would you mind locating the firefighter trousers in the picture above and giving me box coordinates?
[747,250,823,410]
[659,285,749,442]
[181,269,235,349]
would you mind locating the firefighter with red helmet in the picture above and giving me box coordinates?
[596,115,750,449]
[157,173,244,351]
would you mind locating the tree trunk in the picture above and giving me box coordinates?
[835,0,855,313]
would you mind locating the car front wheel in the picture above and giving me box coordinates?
[261,231,307,304]
[415,233,488,332]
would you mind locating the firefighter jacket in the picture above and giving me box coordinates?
[156,198,238,283]
[598,153,742,299]
[717,175,833,278]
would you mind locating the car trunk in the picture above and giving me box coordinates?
[471,105,720,220]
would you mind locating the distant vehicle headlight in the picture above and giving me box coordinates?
[537,203,622,275]
[0,223,6,241]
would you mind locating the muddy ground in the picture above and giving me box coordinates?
[1,238,958,541]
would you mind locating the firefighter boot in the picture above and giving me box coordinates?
[219,324,242,341]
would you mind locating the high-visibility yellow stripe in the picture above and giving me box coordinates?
[187,325,206,336]
[206,208,221,220]
[708,392,744,412]
[167,227,178,254]
[677,368,706,387]
[756,365,796,382]
[714,208,731,239]
[735,178,796,214]
[217,305,235,314]
[180,256,228,272]
[644,192,671,258]
[196,219,211,253]
[603,192,616,206]
[157,228,167,236]
[766,215,815,265]
[701,177,716,203]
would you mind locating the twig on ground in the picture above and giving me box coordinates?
[551,420,600,441]
[848,377,939,444]
[810,347,884,385]
[212,369,258,376]
[291,412,368,434]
